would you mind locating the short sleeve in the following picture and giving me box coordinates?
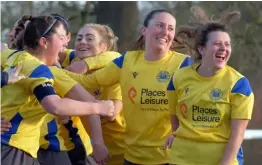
[103,83,122,101]
[230,77,254,119]
[179,56,193,69]
[50,66,78,97]
[167,74,178,115]
[28,64,54,93]
[83,51,121,71]
[61,50,76,68]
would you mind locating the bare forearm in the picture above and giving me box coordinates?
[81,115,104,144]
[42,96,99,116]
[65,84,104,143]
[220,134,244,165]
[171,114,179,132]
[220,119,248,165]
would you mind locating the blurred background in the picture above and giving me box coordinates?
[1,1,261,164]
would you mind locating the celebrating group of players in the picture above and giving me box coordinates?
[1,8,254,165]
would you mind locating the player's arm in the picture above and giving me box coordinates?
[64,83,110,163]
[167,74,179,132]
[66,52,121,74]
[64,54,124,88]
[102,84,123,121]
[220,77,254,165]
[29,65,114,117]
[163,74,179,150]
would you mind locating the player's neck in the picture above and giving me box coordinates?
[26,48,48,65]
[197,63,221,78]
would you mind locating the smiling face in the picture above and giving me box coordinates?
[74,26,107,59]
[199,31,231,70]
[142,12,176,53]
[41,24,67,66]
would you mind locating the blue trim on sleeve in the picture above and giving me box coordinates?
[167,74,175,91]
[44,119,60,151]
[237,147,244,165]
[179,57,193,69]
[69,51,76,64]
[113,52,126,69]
[231,77,252,96]
[1,113,23,144]
[29,64,54,79]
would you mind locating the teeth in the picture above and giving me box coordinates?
[157,37,167,43]
[79,48,88,51]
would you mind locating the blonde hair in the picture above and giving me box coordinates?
[81,23,118,51]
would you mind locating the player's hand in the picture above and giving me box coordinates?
[7,66,25,84]
[96,100,115,117]
[91,142,110,165]
[162,134,175,150]
[1,117,12,134]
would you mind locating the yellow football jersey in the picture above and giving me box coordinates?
[167,64,254,165]
[1,48,19,69]
[39,66,79,152]
[1,50,55,158]
[69,51,121,73]
[65,50,192,164]
[65,51,125,163]
[61,49,77,68]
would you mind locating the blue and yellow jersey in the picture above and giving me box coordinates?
[65,50,192,164]
[1,48,18,69]
[167,63,254,165]
[1,50,55,158]
[65,51,124,160]
[39,66,80,152]
[61,49,77,68]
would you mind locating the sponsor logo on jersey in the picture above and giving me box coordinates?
[180,103,188,119]
[128,87,137,103]
[192,105,221,123]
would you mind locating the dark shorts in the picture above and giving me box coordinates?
[37,148,72,165]
[1,143,40,165]
[67,141,97,165]
[124,159,169,165]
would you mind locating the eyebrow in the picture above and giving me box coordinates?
[157,22,175,27]
[77,33,95,37]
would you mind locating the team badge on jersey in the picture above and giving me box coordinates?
[156,71,170,83]
[209,88,223,101]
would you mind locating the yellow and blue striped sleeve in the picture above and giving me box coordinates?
[62,50,76,68]
[179,56,193,69]
[64,53,124,88]
[167,74,178,115]
[83,51,121,71]
[27,64,54,93]
[230,77,254,119]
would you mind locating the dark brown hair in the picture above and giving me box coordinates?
[175,5,240,61]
